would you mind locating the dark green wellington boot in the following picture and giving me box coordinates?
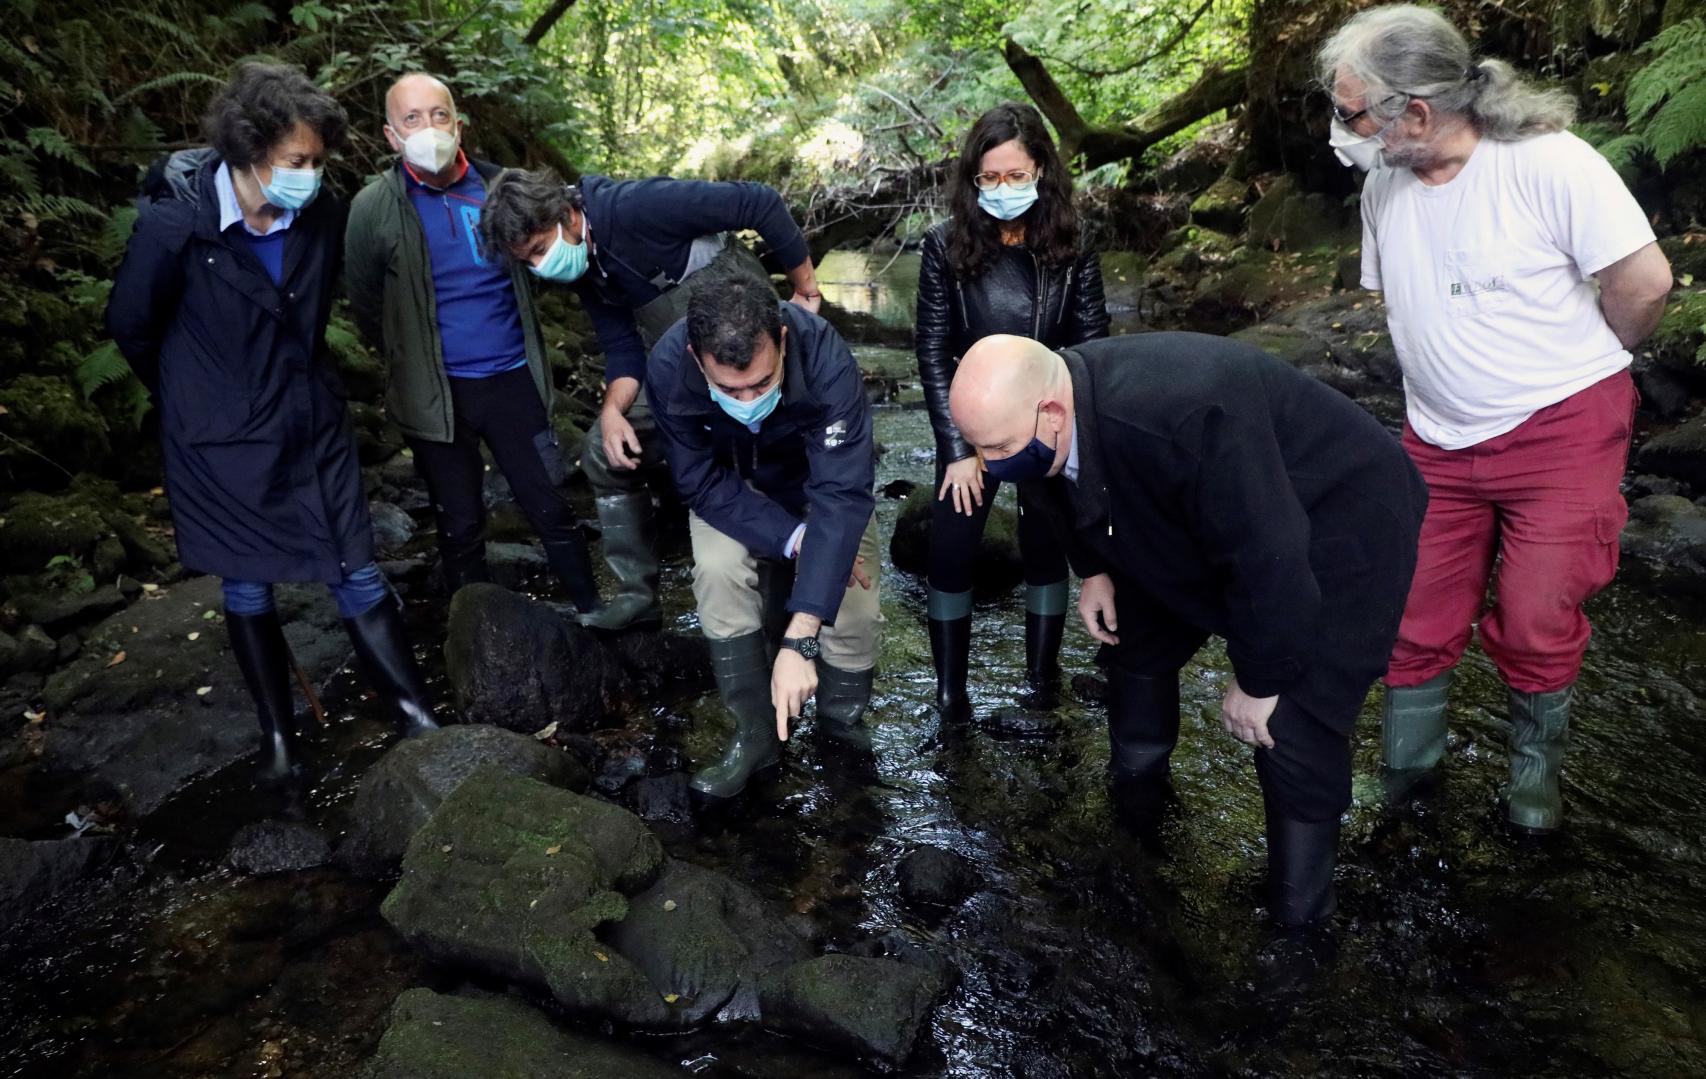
[691,631,782,800]
[1380,670,1453,801]
[344,598,441,739]
[927,588,973,723]
[1023,579,1069,692]
[814,660,875,752]
[225,609,300,783]
[580,493,663,632]
[1266,809,1340,927]
[1505,685,1573,834]
[543,535,605,618]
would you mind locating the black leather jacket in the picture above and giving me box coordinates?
[915,222,1110,463]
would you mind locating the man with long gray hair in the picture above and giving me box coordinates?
[1318,5,1674,833]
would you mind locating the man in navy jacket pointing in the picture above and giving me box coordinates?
[647,271,880,800]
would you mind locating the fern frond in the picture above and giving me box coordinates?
[1593,132,1648,171]
[0,144,42,196]
[15,193,106,222]
[1647,80,1706,168]
[76,342,131,397]
[25,127,96,174]
[225,3,276,29]
[98,207,140,265]
[124,9,202,47]
[115,71,224,105]
[1628,19,1706,122]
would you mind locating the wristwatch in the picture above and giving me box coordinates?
[781,635,822,661]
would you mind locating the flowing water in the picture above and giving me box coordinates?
[3,251,1704,1076]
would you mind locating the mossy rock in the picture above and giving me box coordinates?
[325,316,386,402]
[1247,175,1356,252]
[1634,415,1706,489]
[0,374,111,486]
[1659,234,1706,283]
[759,954,944,1069]
[1188,249,1338,325]
[1649,290,1706,373]
[381,768,673,1026]
[1188,174,1252,235]
[888,485,1024,599]
[0,489,113,573]
[364,988,684,1079]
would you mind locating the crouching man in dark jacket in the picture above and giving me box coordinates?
[647,272,880,800]
[950,333,1427,926]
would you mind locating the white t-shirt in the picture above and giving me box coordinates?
[1360,130,1654,450]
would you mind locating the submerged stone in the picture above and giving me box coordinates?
[0,836,112,938]
[759,953,944,1069]
[889,486,1024,598]
[363,988,684,1079]
[225,820,331,875]
[897,845,976,910]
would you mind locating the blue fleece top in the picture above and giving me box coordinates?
[406,164,527,379]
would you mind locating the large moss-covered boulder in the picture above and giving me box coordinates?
[381,769,673,1026]
[1188,174,1252,235]
[888,485,1024,598]
[1620,494,1706,596]
[759,953,945,1069]
[1247,174,1356,252]
[364,988,684,1079]
[0,374,111,487]
[443,584,634,733]
[337,725,591,878]
[1635,415,1706,490]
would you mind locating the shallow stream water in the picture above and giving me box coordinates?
[3,252,1704,1076]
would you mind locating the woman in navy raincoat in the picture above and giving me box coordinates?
[107,62,438,781]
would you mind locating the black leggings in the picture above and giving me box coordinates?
[926,463,1068,595]
[406,366,578,567]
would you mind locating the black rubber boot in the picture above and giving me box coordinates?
[439,543,492,596]
[543,535,605,617]
[1505,684,1572,834]
[691,631,782,800]
[815,660,874,752]
[579,493,662,632]
[928,615,972,723]
[343,598,440,738]
[1266,810,1340,927]
[1105,667,1181,781]
[1024,611,1066,688]
[225,609,300,783]
[1381,670,1453,802]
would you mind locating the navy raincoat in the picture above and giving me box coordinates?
[106,150,373,584]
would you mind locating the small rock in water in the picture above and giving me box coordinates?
[629,773,693,826]
[980,706,1063,738]
[880,479,916,499]
[1072,673,1109,705]
[225,820,331,875]
[897,846,977,911]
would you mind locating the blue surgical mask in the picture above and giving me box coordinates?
[709,380,781,429]
[983,403,1057,482]
[253,163,321,211]
[978,182,1039,222]
[529,222,589,283]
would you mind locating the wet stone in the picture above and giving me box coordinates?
[629,773,693,826]
[758,953,944,1069]
[0,836,113,939]
[367,500,417,556]
[338,724,590,879]
[1072,673,1109,705]
[364,988,684,1079]
[225,820,331,876]
[889,486,1024,598]
[980,706,1065,738]
[897,845,976,911]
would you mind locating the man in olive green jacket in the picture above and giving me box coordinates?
[344,73,601,610]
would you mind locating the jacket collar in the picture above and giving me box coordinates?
[1060,346,1110,532]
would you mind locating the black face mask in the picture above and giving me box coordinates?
[983,402,1057,483]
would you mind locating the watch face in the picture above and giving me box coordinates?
[792,637,821,659]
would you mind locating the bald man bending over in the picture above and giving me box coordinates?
[951,333,1427,927]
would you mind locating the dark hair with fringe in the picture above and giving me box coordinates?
[479,166,586,263]
[686,269,781,372]
[945,102,1080,278]
[202,61,347,169]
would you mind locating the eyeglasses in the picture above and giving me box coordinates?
[973,168,1040,191]
[1331,92,1410,126]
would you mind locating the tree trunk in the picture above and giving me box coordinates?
[794,159,952,265]
[1003,39,1246,169]
[524,0,582,46]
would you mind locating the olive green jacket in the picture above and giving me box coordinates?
[344,158,551,443]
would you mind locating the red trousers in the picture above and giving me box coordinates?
[1386,370,1637,693]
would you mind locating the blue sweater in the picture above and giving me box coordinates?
[407,165,527,379]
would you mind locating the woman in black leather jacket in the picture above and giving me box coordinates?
[916,102,1110,720]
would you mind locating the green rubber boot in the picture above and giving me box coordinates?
[579,493,663,632]
[814,660,874,752]
[1380,670,1453,801]
[1505,685,1572,834]
[690,631,781,800]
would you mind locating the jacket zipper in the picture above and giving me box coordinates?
[955,280,970,332]
[1030,251,1045,339]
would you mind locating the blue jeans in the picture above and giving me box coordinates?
[222,561,390,619]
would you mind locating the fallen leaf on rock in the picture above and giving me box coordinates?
[533,720,559,741]
[593,950,609,963]
[201,609,218,620]
[141,583,160,593]
[440,844,452,853]
[663,993,680,1004]
[106,651,126,668]
[187,631,200,641]
[663,899,677,912]
[196,686,212,696]
[529,898,539,910]
[24,710,45,724]
[545,844,562,856]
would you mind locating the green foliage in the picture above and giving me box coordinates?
[42,554,97,596]
[1610,17,1706,168]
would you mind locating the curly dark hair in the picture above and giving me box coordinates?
[686,269,781,372]
[945,102,1080,278]
[479,167,584,264]
[202,61,347,169]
